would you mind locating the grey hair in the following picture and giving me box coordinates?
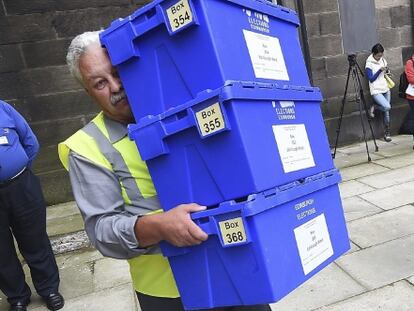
[66,30,103,85]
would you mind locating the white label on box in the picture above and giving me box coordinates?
[195,102,226,137]
[272,124,315,173]
[294,213,334,275]
[218,217,247,246]
[166,0,193,32]
[243,30,289,81]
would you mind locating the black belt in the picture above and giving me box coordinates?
[0,167,27,187]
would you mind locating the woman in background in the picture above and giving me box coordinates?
[365,43,392,142]
[404,52,414,149]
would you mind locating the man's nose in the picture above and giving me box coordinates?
[109,76,123,93]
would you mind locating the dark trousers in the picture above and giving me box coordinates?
[136,292,272,311]
[408,99,414,137]
[0,169,59,305]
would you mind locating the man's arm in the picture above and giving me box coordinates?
[7,104,39,163]
[68,151,208,259]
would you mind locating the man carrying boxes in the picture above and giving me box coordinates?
[58,30,271,311]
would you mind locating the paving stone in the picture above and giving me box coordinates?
[359,181,414,210]
[314,281,414,311]
[93,258,131,291]
[342,196,383,222]
[339,162,389,182]
[46,201,79,221]
[333,152,384,169]
[30,284,137,311]
[347,205,414,248]
[373,152,414,169]
[357,165,414,189]
[339,180,375,199]
[375,142,414,157]
[46,213,85,237]
[270,264,366,311]
[336,235,414,289]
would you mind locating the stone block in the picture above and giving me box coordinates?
[3,0,56,14]
[38,169,74,205]
[31,116,86,146]
[32,144,62,173]
[325,55,348,78]
[56,0,131,11]
[23,90,97,122]
[379,28,403,49]
[302,0,338,14]
[0,44,24,73]
[305,14,320,37]
[399,26,413,49]
[0,71,20,100]
[20,66,81,97]
[22,39,71,68]
[52,7,137,38]
[376,8,392,28]
[0,14,55,45]
[310,57,326,80]
[308,35,342,58]
[320,12,340,36]
[375,0,410,8]
[390,5,412,28]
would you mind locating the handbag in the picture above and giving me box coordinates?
[384,73,395,89]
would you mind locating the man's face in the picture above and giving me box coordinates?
[78,44,134,124]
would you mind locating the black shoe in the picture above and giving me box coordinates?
[9,300,29,311]
[43,293,64,311]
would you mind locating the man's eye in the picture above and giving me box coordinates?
[95,80,107,90]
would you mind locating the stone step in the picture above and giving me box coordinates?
[46,201,90,255]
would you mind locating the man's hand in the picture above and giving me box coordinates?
[135,203,208,248]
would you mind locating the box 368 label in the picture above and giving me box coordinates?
[166,0,193,32]
[218,217,247,245]
[195,102,225,137]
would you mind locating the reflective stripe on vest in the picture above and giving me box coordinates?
[58,113,179,298]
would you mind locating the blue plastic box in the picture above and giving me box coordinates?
[129,81,335,210]
[100,0,310,120]
[161,169,350,310]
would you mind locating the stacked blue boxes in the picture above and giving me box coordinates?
[101,0,350,309]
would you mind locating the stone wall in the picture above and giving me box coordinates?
[0,0,150,204]
[301,0,413,145]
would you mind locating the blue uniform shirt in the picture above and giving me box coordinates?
[0,100,39,181]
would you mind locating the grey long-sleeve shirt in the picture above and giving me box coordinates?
[69,151,153,259]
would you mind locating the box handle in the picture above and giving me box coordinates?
[130,6,165,38]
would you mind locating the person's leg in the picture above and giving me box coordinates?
[372,92,391,124]
[0,187,32,305]
[136,292,186,311]
[372,92,392,141]
[408,99,414,148]
[9,170,60,298]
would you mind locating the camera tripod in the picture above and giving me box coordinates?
[332,54,378,161]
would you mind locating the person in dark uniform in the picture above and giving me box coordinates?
[0,100,64,311]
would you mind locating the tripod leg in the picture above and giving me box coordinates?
[333,65,352,159]
[354,68,372,161]
[356,70,379,152]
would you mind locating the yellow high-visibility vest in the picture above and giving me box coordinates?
[58,112,179,298]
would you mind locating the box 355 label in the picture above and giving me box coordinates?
[195,102,225,137]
